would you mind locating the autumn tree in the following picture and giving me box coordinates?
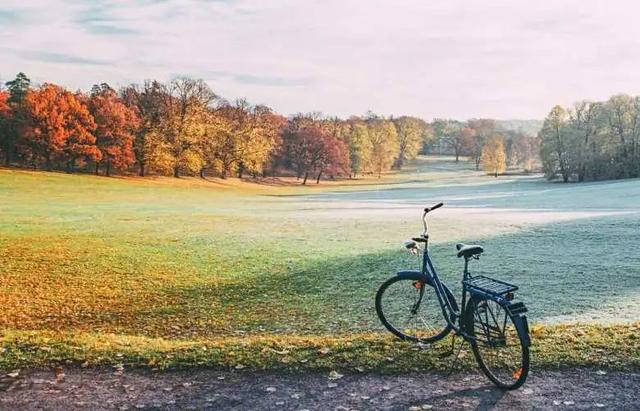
[211,100,285,179]
[88,84,140,176]
[507,132,539,172]
[392,116,427,168]
[22,84,99,171]
[120,81,168,176]
[282,124,349,184]
[365,117,399,178]
[481,135,506,177]
[467,119,497,170]
[0,90,10,164]
[346,120,372,178]
[153,77,216,177]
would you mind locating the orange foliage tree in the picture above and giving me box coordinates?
[22,84,99,171]
[0,91,11,163]
[88,84,140,176]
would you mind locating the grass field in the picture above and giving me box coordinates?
[1,156,639,371]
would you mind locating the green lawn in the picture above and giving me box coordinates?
[1,156,639,370]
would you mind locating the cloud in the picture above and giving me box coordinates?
[16,50,109,66]
[1,0,640,119]
[232,74,312,87]
[0,8,22,24]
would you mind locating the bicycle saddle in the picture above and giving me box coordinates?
[456,243,484,258]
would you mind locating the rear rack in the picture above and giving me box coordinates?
[463,275,518,297]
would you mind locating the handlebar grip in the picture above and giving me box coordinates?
[424,202,444,213]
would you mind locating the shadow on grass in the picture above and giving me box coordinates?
[148,213,640,338]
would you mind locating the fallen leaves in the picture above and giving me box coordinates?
[328,370,343,380]
[7,370,20,378]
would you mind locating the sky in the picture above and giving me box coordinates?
[1,0,640,120]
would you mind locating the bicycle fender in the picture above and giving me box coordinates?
[512,314,531,347]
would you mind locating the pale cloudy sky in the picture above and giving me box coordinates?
[1,0,639,120]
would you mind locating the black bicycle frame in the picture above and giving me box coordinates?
[420,239,473,339]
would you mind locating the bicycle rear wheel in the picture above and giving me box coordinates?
[464,295,530,389]
[375,276,451,343]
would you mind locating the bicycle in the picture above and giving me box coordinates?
[375,203,531,389]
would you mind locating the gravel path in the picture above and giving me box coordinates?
[1,367,638,410]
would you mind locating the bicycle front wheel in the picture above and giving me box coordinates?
[375,276,451,343]
[464,295,530,390]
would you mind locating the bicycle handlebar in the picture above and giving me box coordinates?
[424,202,444,213]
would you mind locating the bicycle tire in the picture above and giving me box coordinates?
[464,295,530,389]
[375,276,452,343]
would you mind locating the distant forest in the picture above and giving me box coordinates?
[4,72,633,184]
[539,97,640,182]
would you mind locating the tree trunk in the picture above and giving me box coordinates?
[302,172,309,185]
[139,162,145,177]
[238,165,244,179]
[221,168,227,179]
[173,166,180,178]
[45,153,52,171]
[95,162,100,175]
[106,161,111,177]
[455,151,459,162]
[199,168,206,179]
[316,170,322,184]
[3,146,10,166]
[66,158,75,173]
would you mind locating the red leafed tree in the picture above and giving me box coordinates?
[284,125,350,184]
[0,91,10,164]
[22,84,99,171]
[0,91,9,116]
[88,84,140,176]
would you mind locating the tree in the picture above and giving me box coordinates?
[604,94,639,178]
[2,73,31,165]
[431,119,464,160]
[212,100,285,179]
[282,124,349,184]
[346,120,372,178]
[459,127,476,162]
[540,106,571,182]
[481,135,506,177]
[392,116,427,168]
[568,101,602,181]
[88,84,140,176]
[22,84,99,171]
[507,132,539,172]
[467,119,497,170]
[156,77,217,177]
[365,118,399,178]
[120,81,168,176]
[0,90,11,163]
[6,72,31,104]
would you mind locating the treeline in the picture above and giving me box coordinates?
[540,94,640,182]
[0,73,432,183]
[428,118,540,174]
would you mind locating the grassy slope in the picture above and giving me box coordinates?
[1,157,639,370]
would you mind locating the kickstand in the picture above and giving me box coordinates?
[445,334,466,376]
